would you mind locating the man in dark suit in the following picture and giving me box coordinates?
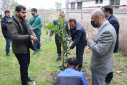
[1,10,12,56]
[101,5,120,84]
[50,12,71,60]
[68,18,87,71]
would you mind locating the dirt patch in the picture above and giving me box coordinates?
[51,69,92,85]
[82,67,92,85]
[84,72,92,85]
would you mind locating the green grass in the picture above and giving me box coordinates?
[0,18,1,24]
[0,30,127,85]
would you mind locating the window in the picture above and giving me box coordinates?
[71,3,75,10]
[110,0,120,8]
[96,0,103,4]
[100,0,103,4]
[110,0,120,5]
[96,0,98,4]
[77,2,82,10]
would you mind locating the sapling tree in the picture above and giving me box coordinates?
[44,17,70,72]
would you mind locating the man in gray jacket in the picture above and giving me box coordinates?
[86,10,116,85]
[7,5,37,85]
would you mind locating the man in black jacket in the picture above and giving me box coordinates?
[7,5,37,85]
[68,18,87,71]
[50,12,71,60]
[1,10,11,56]
[101,5,120,84]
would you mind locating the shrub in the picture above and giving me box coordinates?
[119,28,127,56]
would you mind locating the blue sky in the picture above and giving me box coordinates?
[16,0,65,9]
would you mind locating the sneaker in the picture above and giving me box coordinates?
[56,55,61,61]
[32,51,37,55]
[6,54,11,56]
[28,77,35,81]
[38,49,41,52]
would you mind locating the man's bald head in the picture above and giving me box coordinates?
[92,9,105,19]
[91,9,106,28]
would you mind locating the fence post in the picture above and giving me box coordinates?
[81,7,83,22]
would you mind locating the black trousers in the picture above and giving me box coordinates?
[55,37,61,56]
[15,48,30,85]
[76,44,86,71]
[105,72,113,83]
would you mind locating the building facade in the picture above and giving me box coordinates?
[65,0,127,30]
[66,0,127,9]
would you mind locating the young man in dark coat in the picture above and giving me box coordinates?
[1,10,12,56]
[7,5,37,85]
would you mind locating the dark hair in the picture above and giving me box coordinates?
[67,58,79,68]
[69,18,76,24]
[15,5,26,12]
[4,10,10,14]
[31,8,37,13]
[101,5,113,14]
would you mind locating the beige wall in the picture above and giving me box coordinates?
[66,8,127,29]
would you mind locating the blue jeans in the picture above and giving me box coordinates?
[33,33,41,51]
[92,72,106,85]
[5,38,11,54]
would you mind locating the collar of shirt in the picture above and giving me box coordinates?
[106,15,112,20]
[99,21,108,31]
[6,17,11,21]
[65,68,75,71]
[34,14,38,17]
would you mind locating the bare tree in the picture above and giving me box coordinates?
[10,0,19,12]
[55,2,62,16]
[0,0,19,13]
[0,0,11,12]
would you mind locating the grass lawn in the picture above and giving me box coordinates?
[0,30,127,85]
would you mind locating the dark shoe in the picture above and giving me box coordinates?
[38,49,41,52]
[33,51,36,55]
[105,82,111,85]
[6,54,11,56]
[57,55,61,58]
[28,77,35,82]
[76,68,81,71]
[56,55,61,61]
[22,83,29,85]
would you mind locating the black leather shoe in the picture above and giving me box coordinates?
[22,83,29,85]
[28,77,35,81]
[76,68,81,71]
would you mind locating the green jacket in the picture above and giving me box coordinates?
[29,15,43,34]
[7,15,36,54]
